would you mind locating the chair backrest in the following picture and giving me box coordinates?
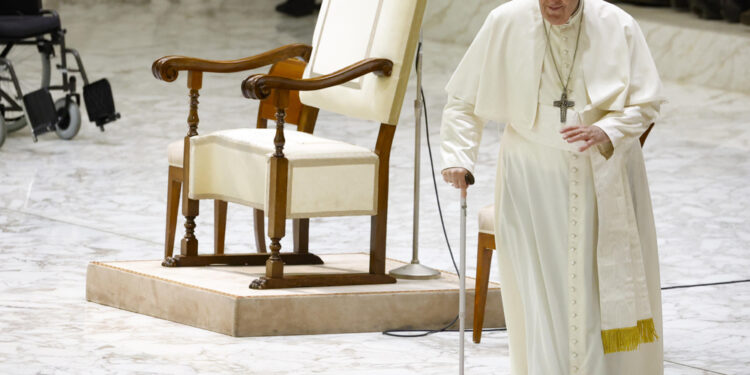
[299,0,426,126]
[0,0,42,15]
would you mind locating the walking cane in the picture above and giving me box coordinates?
[459,172,475,375]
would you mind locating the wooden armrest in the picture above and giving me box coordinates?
[152,43,313,82]
[241,58,393,100]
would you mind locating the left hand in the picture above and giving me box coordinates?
[560,125,610,152]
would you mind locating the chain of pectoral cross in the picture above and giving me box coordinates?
[542,2,584,124]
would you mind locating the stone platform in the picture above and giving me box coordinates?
[86,253,505,337]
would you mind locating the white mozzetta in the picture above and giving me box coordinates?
[188,129,379,218]
[300,0,427,125]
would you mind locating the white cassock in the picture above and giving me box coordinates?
[440,0,666,374]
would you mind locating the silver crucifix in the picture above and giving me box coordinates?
[553,90,575,124]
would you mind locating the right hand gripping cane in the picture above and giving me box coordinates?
[459,172,475,375]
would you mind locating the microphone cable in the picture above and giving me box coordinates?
[383,40,506,337]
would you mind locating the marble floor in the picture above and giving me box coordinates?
[1,1,749,374]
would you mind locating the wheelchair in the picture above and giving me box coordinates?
[0,0,119,149]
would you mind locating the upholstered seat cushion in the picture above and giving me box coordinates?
[167,139,184,167]
[478,204,495,235]
[188,128,379,219]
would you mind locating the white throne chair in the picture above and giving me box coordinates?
[154,0,427,289]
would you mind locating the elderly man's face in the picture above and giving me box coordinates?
[539,0,580,25]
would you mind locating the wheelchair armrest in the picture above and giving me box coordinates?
[241,58,393,100]
[152,43,313,83]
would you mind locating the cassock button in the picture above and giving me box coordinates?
[572,352,578,358]
[572,167,578,173]
[571,260,576,265]
[572,206,578,212]
[572,193,578,199]
[570,247,576,252]
[573,312,578,318]
[571,273,576,279]
[573,339,578,344]
[572,325,578,331]
[573,366,579,372]
[572,299,577,305]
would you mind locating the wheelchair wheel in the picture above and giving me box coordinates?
[0,45,51,132]
[0,116,6,148]
[54,98,81,140]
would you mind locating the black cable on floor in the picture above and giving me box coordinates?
[383,43,479,337]
[661,278,750,290]
[382,89,475,338]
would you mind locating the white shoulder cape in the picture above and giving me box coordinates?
[445,0,664,129]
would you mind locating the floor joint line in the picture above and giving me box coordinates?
[0,207,162,246]
[664,359,728,375]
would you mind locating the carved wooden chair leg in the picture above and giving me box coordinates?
[177,72,202,261]
[473,232,495,344]
[253,209,267,253]
[256,157,288,288]
[293,219,309,254]
[263,97,290,286]
[369,123,395,276]
[214,200,227,255]
[180,197,199,257]
[165,166,182,261]
[253,215,308,254]
[369,214,387,275]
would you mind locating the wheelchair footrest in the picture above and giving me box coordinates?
[22,88,57,140]
[83,79,119,129]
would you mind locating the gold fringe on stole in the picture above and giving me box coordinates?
[601,318,659,354]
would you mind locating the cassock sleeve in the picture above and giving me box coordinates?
[440,95,488,174]
[441,14,495,174]
[595,102,660,157]
[594,19,664,156]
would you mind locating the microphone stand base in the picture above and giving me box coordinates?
[389,262,442,280]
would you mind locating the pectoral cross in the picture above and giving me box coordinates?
[553,91,575,124]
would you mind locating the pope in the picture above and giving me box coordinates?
[440,0,666,373]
